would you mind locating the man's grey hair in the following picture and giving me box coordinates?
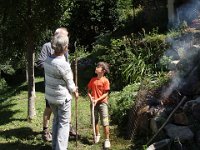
[54,27,68,36]
[51,34,69,53]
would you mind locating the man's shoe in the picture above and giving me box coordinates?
[42,129,52,142]
[69,125,77,136]
[104,139,111,149]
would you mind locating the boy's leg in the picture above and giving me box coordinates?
[99,103,110,138]
[103,125,110,139]
[42,99,52,141]
[99,103,111,148]
[95,123,100,136]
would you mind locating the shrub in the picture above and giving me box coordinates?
[109,72,169,137]
[109,83,140,128]
[92,29,168,90]
[0,78,8,94]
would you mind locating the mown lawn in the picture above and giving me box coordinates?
[0,77,131,150]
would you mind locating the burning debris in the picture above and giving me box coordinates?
[130,2,200,149]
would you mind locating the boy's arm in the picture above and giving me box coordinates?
[93,90,109,105]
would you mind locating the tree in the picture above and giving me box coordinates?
[0,0,68,120]
[68,0,120,51]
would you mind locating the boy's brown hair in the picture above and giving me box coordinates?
[97,62,110,74]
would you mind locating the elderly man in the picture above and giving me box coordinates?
[37,27,77,141]
[44,29,79,149]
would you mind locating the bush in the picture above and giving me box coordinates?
[109,72,169,137]
[92,29,168,90]
[0,78,8,94]
[109,83,140,129]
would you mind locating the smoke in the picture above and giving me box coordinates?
[161,0,200,98]
[175,0,200,27]
[178,0,200,24]
[162,74,181,98]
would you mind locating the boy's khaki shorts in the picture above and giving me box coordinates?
[91,103,109,126]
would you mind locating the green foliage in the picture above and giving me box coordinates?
[116,0,133,23]
[68,0,121,49]
[159,55,173,70]
[0,64,15,74]
[179,20,188,31]
[132,0,168,32]
[142,144,148,150]
[121,54,152,83]
[69,45,90,61]
[141,72,170,90]
[109,72,169,129]
[0,78,7,93]
[93,29,168,90]
[0,0,68,70]
[109,83,140,126]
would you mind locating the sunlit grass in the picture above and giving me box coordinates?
[0,77,131,150]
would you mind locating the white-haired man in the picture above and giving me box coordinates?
[44,31,79,149]
[37,28,77,141]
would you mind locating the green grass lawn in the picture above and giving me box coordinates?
[0,77,131,150]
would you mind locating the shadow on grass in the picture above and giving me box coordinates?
[0,127,39,140]
[35,81,45,93]
[0,110,21,126]
[0,79,45,99]
[79,136,93,145]
[0,127,51,150]
[0,100,22,126]
[0,143,51,150]
[69,134,93,145]
[15,80,45,94]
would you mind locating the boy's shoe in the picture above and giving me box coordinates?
[42,129,52,142]
[104,139,111,149]
[95,134,101,143]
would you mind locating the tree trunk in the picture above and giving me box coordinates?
[27,30,36,120]
[167,0,175,26]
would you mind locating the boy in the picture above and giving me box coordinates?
[44,31,79,150]
[87,62,111,149]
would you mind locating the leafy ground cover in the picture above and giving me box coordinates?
[0,77,131,150]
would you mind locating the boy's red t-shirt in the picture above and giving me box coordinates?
[88,76,110,104]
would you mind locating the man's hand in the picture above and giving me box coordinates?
[74,91,79,99]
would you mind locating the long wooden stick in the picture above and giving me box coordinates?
[92,102,96,143]
[146,96,187,146]
[75,58,78,147]
[74,42,78,147]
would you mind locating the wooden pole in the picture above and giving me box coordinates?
[75,58,78,147]
[74,41,78,147]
